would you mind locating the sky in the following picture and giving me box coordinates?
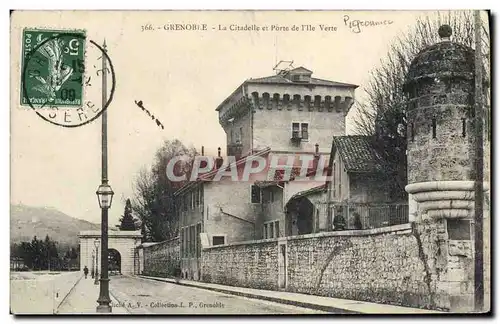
[10,10,466,225]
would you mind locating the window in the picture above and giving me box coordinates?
[180,228,184,257]
[275,221,280,238]
[251,185,261,203]
[263,224,267,239]
[212,236,225,246]
[196,223,201,257]
[292,75,300,82]
[190,226,195,257]
[270,223,274,238]
[291,123,308,140]
[301,123,309,140]
[292,123,300,138]
[185,226,189,257]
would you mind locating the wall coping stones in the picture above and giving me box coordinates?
[203,237,279,250]
[78,230,142,238]
[285,223,413,240]
[202,223,413,250]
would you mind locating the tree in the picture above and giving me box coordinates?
[118,198,139,230]
[353,11,490,198]
[131,139,197,242]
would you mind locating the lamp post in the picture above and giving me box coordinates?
[94,239,100,285]
[96,39,114,313]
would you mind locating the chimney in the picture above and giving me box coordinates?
[215,147,223,169]
[312,144,320,175]
[200,146,208,169]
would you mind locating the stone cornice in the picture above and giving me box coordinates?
[406,181,489,221]
[78,230,142,238]
[218,93,355,125]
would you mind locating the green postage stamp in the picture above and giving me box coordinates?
[21,29,86,107]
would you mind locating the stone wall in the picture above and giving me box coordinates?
[201,222,473,311]
[201,239,279,290]
[143,237,180,278]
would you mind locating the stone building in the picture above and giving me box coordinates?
[282,135,407,235]
[175,66,358,280]
[79,230,142,275]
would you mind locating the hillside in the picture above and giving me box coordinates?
[10,204,100,247]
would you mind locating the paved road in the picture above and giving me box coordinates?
[109,276,326,314]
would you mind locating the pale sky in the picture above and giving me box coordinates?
[10,10,451,225]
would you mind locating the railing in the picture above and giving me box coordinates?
[316,202,409,231]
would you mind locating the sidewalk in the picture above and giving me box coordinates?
[57,276,128,314]
[139,275,444,314]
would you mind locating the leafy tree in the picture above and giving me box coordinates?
[352,11,490,198]
[132,139,197,242]
[10,235,66,271]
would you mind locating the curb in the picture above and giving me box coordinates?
[54,274,84,314]
[138,275,359,314]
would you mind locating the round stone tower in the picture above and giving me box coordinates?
[404,25,488,221]
[404,25,489,312]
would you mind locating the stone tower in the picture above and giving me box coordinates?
[216,67,357,160]
[404,25,489,311]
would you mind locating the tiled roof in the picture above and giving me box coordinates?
[246,74,358,88]
[332,136,385,173]
[290,184,326,200]
[174,147,271,196]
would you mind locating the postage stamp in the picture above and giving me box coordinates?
[20,28,116,127]
[21,29,86,107]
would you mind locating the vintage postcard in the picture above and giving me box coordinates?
[9,10,491,315]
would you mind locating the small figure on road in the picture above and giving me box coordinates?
[91,268,95,279]
[83,266,89,279]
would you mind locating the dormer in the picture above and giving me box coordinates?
[283,67,313,83]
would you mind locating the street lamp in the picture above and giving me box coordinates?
[96,39,113,314]
[94,239,100,285]
[96,183,114,209]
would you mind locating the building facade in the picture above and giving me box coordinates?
[176,67,358,280]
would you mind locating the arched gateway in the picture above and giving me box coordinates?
[79,230,142,275]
